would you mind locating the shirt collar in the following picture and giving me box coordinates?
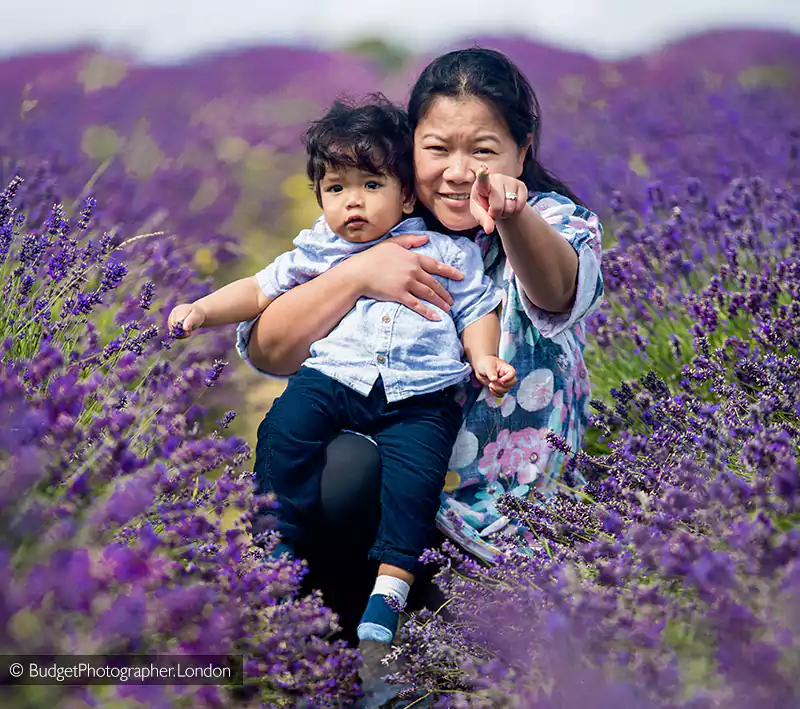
[389,217,428,235]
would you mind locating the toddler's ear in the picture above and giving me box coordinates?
[402,190,417,215]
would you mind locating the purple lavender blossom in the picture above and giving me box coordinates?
[0,181,362,708]
[138,280,155,310]
[204,359,227,387]
[2,29,800,707]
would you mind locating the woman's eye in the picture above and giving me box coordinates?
[475,148,497,155]
[365,181,382,190]
[425,145,446,152]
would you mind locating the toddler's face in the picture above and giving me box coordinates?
[319,167,415,243]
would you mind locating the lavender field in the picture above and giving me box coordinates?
[1,28,800,708]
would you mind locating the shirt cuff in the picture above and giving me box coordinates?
[515,243,603,339]
[454,287,505,335]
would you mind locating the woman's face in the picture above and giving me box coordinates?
[413,95,528,232]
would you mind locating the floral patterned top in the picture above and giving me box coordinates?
[437,191,603,563]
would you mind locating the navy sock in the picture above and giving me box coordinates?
[357,575,410,644]
[357,594,400,644]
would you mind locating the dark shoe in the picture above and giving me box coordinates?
[355,639,410,708]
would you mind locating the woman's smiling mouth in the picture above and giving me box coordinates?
[438,192,470,202]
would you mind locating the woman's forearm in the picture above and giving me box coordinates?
[246,261,363,376]
[497,205,578,313]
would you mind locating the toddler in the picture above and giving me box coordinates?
[168,95,516,644]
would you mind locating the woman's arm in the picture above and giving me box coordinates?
[246,263,363,376]
[246,233,465,375]
[470,168,581,314]
[497,206,578,313]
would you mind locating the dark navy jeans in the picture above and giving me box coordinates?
[254,365,463,574]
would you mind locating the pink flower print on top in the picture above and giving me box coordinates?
[517,368,554,412]
[478,388,517,417]
[505,427,552,485]
[498,327,517,364]
[575,320,587,345]
[477,429,512,482]
[573,346,591,399]
[548,390,568,431]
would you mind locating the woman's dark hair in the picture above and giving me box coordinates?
[304,93,414,206]
[407,47,583,206]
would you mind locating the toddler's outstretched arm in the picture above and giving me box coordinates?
[461,310,517,396]
[168,276,271,337]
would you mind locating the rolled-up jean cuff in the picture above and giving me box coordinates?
[368,544,422,575]
[235,315,290,381]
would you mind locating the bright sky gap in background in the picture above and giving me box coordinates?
[4,0,800,62]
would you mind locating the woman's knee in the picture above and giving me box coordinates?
[318,432,382,536]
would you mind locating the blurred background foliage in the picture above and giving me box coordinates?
[1,30,798,447]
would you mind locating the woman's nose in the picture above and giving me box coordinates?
[442,154,474,183]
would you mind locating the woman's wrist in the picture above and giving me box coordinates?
[336,252,368,299]
[499,200,535,228]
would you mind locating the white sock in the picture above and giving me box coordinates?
[371,574,411,604]
[357,574,412,643]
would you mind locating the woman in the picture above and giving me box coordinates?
[236,47,603,642]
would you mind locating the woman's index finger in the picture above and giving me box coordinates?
[388,232,429,248]
[476,164,491,194]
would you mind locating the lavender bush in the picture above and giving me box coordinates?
[373,37,800,706]
[2,28,800,709]
[0,176,362,708]
[384,177,800,707]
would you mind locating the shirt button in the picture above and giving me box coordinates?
[382,315,391,323]
[377,355,385,364]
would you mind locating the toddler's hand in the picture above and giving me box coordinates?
[168,303,206,338]
[474,355,517,396]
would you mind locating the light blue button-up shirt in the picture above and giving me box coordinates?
[242,216,503,403]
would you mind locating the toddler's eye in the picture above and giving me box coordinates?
[365,180,382,190]
[326,184,343,193]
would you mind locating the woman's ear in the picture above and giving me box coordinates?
[402,189,417,214]
[516,135,532,176]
